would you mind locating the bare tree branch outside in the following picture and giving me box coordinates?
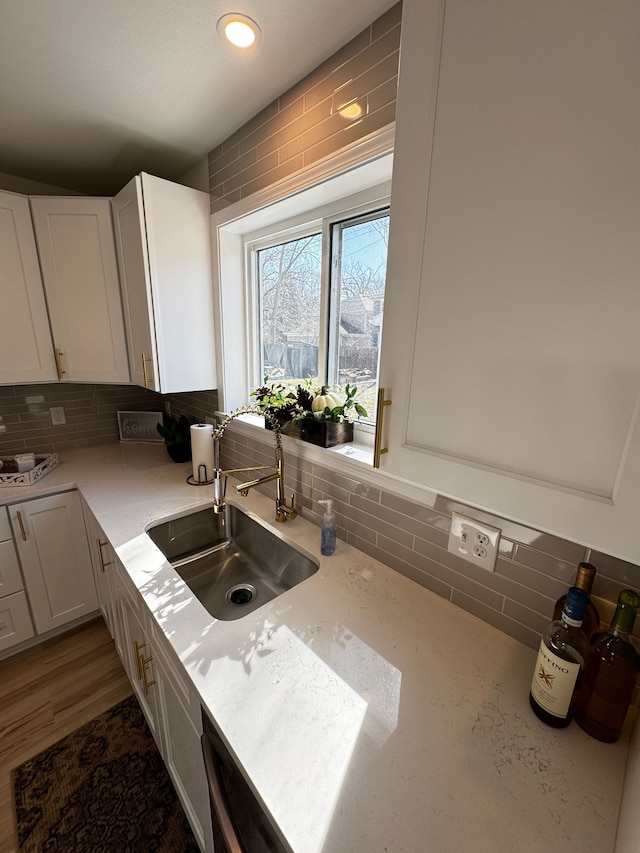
[257,211,389,422]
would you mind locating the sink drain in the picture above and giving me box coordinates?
[226,583,257,606]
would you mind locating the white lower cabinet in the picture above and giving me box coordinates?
[111,557,213,852]
[110,558,163,747]
[8,490,98,634]
[81,498,116,638]
[153,623,213,852]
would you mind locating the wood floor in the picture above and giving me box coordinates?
[0,618,132,853]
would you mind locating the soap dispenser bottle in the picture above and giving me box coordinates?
[319,499,336,555]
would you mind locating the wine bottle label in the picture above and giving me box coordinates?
[530,640,580,718]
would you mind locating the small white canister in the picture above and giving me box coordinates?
[14,453,36,472]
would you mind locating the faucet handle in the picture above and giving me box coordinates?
[276,493,297,522]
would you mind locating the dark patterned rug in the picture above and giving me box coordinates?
[12,695,200,852]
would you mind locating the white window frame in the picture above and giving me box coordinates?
[243,198,390,408]
[245,218,324,394]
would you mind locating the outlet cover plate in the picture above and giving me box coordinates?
[50,406,66,425]
[448,511,501,572]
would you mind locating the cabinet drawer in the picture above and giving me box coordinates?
[0,591,35,652]
[0,538,23,597]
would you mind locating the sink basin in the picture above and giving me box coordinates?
[146,503,319,620]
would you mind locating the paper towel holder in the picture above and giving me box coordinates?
[187,463,215,486]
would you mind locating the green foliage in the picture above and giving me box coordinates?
[156,413,191,447]
[250,380,367,425]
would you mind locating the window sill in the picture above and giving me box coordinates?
[215,412,439,510]
[216,411,374,464]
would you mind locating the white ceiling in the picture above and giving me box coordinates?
[0,0,398,195]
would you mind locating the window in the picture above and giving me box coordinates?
[212,141,393,422]
[248,205,390,423]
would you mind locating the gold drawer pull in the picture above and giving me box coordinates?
[373,387,392,469]
[141,353,153,387]
[134,639,147,680]
[133,639,156,694]
[17,511,27,542]
[141,658,156,695]
[96,539,112,572]
[55,347,66,379]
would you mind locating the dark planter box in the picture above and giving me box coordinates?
[299,420,354,448]
[265,418,301,439]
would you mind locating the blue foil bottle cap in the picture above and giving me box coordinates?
[563,586,588,625]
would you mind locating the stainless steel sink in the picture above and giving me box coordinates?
[146,503,319,620]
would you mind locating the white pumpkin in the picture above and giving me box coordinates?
[311,388,341,418]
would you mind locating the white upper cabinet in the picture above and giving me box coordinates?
[111,173,217,393]
[379,0,640,562]
[30,197,130,383]
[0,191,57,384]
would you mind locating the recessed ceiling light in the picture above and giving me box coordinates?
[338,101,365,120]
[217,13,261,48]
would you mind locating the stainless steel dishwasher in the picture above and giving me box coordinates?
[201,709,289,853]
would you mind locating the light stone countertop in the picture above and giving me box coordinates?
[0,443,630,853]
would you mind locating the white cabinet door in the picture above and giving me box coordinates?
[110,176,157,389]
[111,173,217,393]
[30,197,130,383]
[81,498,115,636]
[0,190,57,384]
[153,625,213,852]
[378,0,640,563]
[109,558,212,850]
[8,490,98,633]
[111,557,163,748]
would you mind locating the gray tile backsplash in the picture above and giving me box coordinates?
[3,381,638,651]
[218,419,640,651]
[0,383,218,456]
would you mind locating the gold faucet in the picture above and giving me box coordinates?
[212,406,297,523]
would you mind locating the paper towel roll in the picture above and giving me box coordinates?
[190,424,215,483]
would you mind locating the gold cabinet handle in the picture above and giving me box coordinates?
[373,387,392,469]
[54,347,66,379]
[96,539,112,573]
[141,352,153,387]
[16,511,27,541]
[133,639,156,694]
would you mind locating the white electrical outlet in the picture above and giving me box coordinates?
[50,406,66,425]
[447,511,501,572]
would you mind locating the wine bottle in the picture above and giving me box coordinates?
[529,587,589,728]
[575,589,640,743]
[553,561,600,639]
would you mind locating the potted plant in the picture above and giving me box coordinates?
[296,384,368,447]
[250,380,368,447]
[250,380,301,434]
[156,413,192,463]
